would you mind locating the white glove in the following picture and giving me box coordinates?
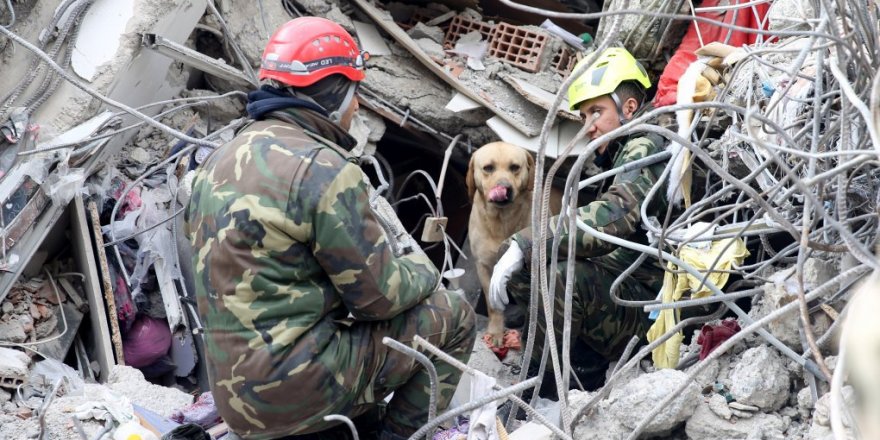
[488,243,524,312]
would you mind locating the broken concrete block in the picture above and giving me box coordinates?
[751,262,834,349]
[107,365,193,418]
[812,386,855,428]
[0,319,27,344]
[728,345,791,411]
[686,401,787,439]
[797,387,814,418]
[218,1,298,67]
[416,38,446,60]
[685,356,723,389]
[407,22,445,44]
[181,89,245,122]
[324,6,355,34]
[767,0,815,31]
[570,390,628,440]
[0,387,9,404]
[708,393,733,420]
[508,421,552,440]
[608,369,700,435]
[0,347,30,383]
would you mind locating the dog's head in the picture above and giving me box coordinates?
[466,142,535,207]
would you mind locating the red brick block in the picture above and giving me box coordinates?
[551,46,579,77]
[488,22,548,73]
[443,15,494,47]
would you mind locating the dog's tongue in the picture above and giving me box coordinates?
[488,185,508,202]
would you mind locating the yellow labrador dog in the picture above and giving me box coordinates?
[467,142,560,345]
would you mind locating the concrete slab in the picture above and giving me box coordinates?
[71,0,137,82]
[353,20,391,56]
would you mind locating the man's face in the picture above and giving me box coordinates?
[577,94,640,154]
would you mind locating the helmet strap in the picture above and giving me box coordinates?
[610,91,629,125]
[329,82,359,124]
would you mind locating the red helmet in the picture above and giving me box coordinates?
[259,17,367,88]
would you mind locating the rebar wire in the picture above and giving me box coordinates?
[21,91,246,156]
[0,25,220,149]
[413,335,571,440]
[322,415,359,440]
[382,337,439,426]
[624,265,871,440]
[573,306,727,424]
[1,0,14,28]
[406,377,542,440]
[642,287,763,312]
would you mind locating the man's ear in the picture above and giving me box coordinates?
[622,96,640,120]
[466,154,476,200]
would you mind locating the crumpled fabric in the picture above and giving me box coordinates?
[697,319,741,360]
[433,420,469,440]
[647,237,749,368]
[467,372,498,440]
[170,392,221,428]
[481,329,522,361]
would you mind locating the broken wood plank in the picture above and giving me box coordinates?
[72,195,114,382]
[57,278,86,312]
[501,75,580,121]
[87,200,125,368]
[352,0,542,137]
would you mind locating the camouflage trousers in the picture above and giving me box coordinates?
[298,289,475,438]
[508,247,663,365]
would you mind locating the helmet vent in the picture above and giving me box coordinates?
[591,65,608,86]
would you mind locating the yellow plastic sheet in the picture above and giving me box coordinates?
[647,237,750,368]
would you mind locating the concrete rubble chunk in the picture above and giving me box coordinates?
[767,0,816,31]
[570,390,628,440]
[0,347,30,382]
[416,38,446,60]
[0,318,27,344]
[407,22,445,44]
[728,345,791,411]
[107,365,194,418]
[325,6,354,33]
[729,401,760,412]
[797,387,814,418]
[808,387,857,439]
[686,401,787,440]
[751,262,834,349]
[218,0,295,67]
[708,393,733,420]
[607,369,700,435]
[181,89,245,122]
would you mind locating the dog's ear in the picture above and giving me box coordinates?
[525,152,536,192]
[466,154,476,200]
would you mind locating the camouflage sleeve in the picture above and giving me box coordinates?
[311,160,440,321]
[512,137,662,262]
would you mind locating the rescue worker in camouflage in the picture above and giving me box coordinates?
[185,17,475,440]
[489,48,668,390]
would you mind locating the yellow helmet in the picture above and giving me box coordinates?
[567,47,651,111]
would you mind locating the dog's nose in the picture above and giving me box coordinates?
[488,182,513,203]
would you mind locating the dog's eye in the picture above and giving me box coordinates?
[483,165,495,173]
[510,164,521,172]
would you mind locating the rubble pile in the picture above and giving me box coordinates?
[0,0,878,439]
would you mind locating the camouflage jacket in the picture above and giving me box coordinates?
[185,108,439,437]
[512,134,668,260]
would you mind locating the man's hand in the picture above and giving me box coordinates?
[489,243,524,311]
